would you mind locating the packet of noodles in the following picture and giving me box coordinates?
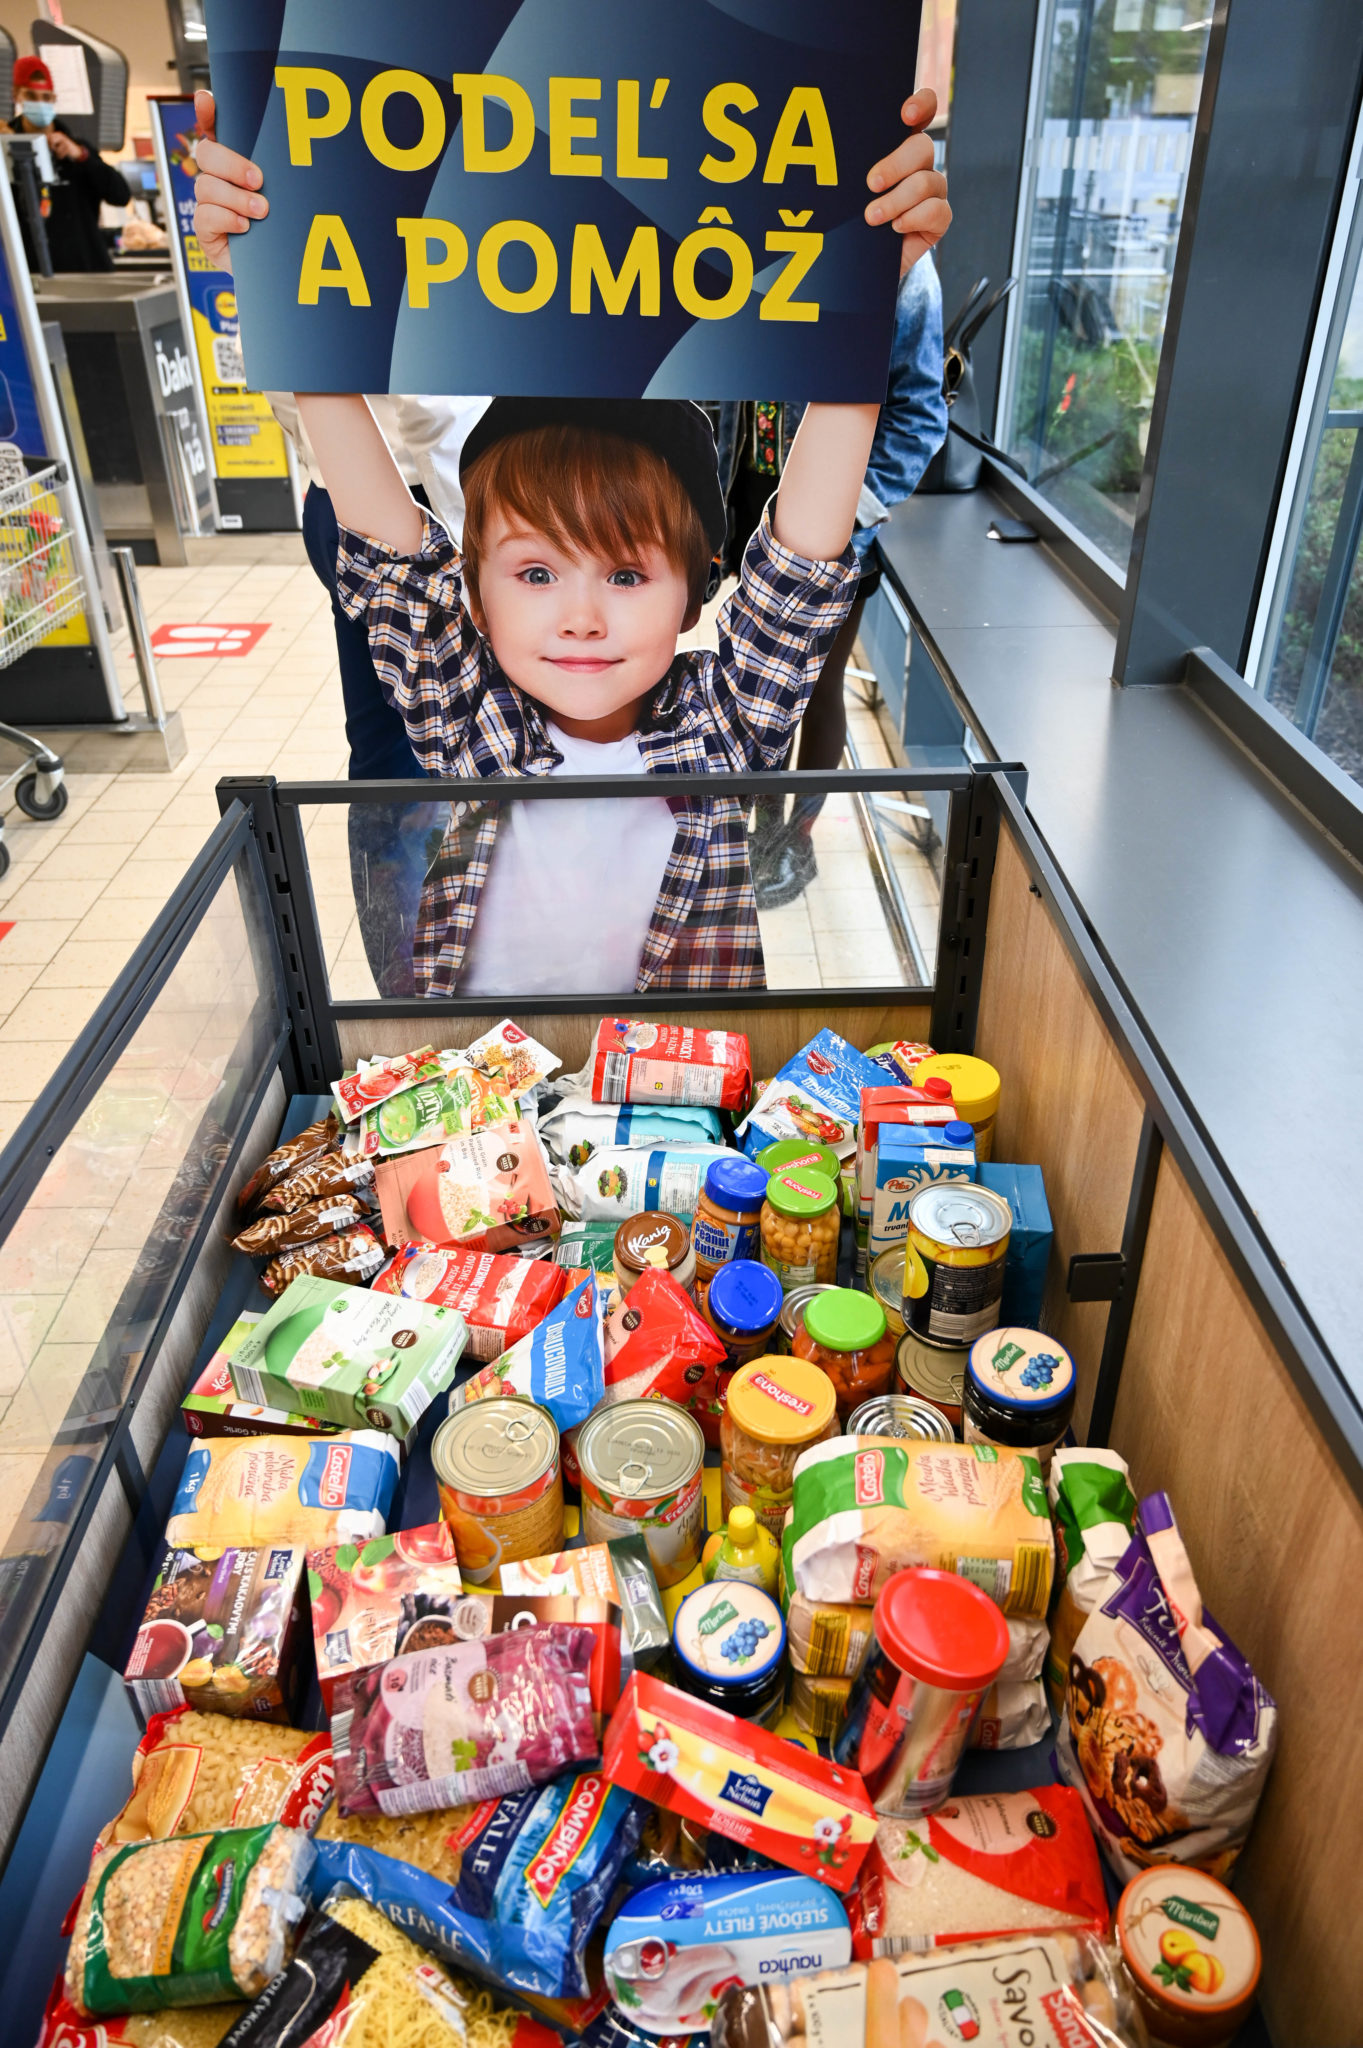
[261,1153,375,1212]
[37,1984,246,2048]
[237,1115,339,1213]
[231,1194,367,1257]
[102,1708,333,1846]
[261,1225,387,1295]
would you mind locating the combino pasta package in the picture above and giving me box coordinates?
[164,1432,400,1552]
[315,1769,646,2000]
[591,1020,752,1114]
[217,1891,560,2048]
[103,1709,333,1846]
[848,1788,1108,1958]
[1057,1490,1278,1882]
[785,1439,1055,1621]
[65,1825,314,2016]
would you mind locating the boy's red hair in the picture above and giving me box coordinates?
[461,423,712,622]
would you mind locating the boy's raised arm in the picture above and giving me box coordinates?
[296,394,426,555]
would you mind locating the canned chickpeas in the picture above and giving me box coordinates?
[760,1169,840,1291]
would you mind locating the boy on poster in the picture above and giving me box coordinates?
[194,89,948,995]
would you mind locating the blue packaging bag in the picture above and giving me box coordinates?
[978,1161,1054,1326]
[448,1271,604,1430]
[737,1029,883,1161]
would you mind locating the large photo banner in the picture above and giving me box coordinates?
[204,0,921,399]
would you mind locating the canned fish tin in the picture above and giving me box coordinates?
[904,1184,1012,1347]
[576,1397,705,1589]
[894,1328,968,1435]
[844,1393,955,1444]
[432,1398,562,1587]
[775,1280,839,1352]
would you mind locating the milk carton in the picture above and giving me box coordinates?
[856,1082,957,1272]
[867,1120,975,1264]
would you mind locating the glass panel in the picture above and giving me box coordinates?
[1259,194,1363,784]
[298,779,948,1001]
[1000,0,1212,566]
[0,840,285,1679]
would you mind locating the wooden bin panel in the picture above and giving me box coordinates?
[974,826,1145,1434]
[1113,1149,1363,2046]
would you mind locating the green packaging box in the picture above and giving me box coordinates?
[227,1274,467,1433]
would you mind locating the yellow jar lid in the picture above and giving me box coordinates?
[727,1355,836,1444]
[910,1052,1001,1121]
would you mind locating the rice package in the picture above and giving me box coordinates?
[315,1769,646,1999]
[1046,1445,1137,1708]
[562,1144,732,1224]
[591,1020,751,1112]
[375,1118,559,1253]
[220,1891,561,2048]
[104,1708,334,1846]
[164,1432,399,1552]
[331,1626,599,1817]
[65,1825,314,2015]
[539,1093,724,1167]
[372,1242,567,1359]
[1057,1491,1277,1882]
[450,1272,605,1432]
[849,1788,1108,1956]
[786,1438,1054,1620]
[603,1266,728,1444]
[737,1029,884,1161]
[227,1274,466,1434]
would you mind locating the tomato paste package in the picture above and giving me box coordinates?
[314,1768,646,2000]
[450,1272,605,1431]
[308,1522,472,1711]
[603,1267,728,1446]
[849,1787,1108,1956]
[592,1021,751,1114]
[738,1031,885,1162]
[375,1119,559,1254]
[332,1046,440,1123]
[539,1094,725,1167]
[331,1626,599,1817]
[603,1673,878,1893]
[374,1243,567,1361]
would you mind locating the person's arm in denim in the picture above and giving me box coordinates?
[854,259,948,560]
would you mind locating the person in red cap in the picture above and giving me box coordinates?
[4,54,129,271]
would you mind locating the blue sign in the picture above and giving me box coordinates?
[204,0,920,399]
[0,227,45,457]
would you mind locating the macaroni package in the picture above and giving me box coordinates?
[103,1709,333,1847]
[450,1273,605,1432]
[164,1433,399,1553]
[315,1770,646,2000]
[591,1021,751,1114]
[38,1986,245,2047]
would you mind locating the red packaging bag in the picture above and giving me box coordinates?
[604,1265,729,1446]
[591,1020,751,1113]
[603,1672,878,1892]
[374,1118,559,1255]
[372,1243,567,1360]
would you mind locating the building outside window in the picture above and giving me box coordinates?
[1251,120,1363,787]
[997,0,1212,569]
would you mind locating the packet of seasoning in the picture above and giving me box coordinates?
[238,1114,340,1213]
[332,1046,440,1124]
[262,1154,375,1212]
[233,1194,367,1257]
[261,1225,387,1296]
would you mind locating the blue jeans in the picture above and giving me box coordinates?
[303,483,442,997]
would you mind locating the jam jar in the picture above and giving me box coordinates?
[793,1286,895,1422]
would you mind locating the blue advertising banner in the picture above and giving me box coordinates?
[0,234,45,459]
[205,0,921,400]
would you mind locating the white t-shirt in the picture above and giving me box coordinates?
[458,722,678,997]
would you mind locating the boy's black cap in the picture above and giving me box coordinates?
[459,398,726,556]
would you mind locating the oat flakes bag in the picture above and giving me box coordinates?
[1056,1491,1277,1883]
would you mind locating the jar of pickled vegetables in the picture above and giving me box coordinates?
[760,1169,840,1292]
[720,1355,838,1538]
[792,1287,895,1422]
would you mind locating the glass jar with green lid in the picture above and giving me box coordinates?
[754,1137,842,1185]
[759,1168,839,1292]
[793,1285,895,1421]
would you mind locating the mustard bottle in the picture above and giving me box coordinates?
[700,1504,781,1595]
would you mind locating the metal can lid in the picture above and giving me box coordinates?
[576,1396,703,1500]
[432,1398,558,1496]
[764,1168,837,1220]
[968,1327,1076,1414]
[707,1258,784,1337]
[614,1210,690,1273]
[778,1281,839,1343]
[727,1356,837,1445]
[908,1182,1012,1249]
[845,1394,955,1442]
[672,1581,786,1688]
[703,1155,769,1213]
[896,1329,968,1406]
[908,1053,1001,1120]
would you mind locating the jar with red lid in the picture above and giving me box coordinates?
[792,1286,895,1422]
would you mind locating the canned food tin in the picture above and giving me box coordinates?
[845,1393,955,1444]
[894,1329,968,1434]
[904,1184,1012,1347]
[868,1244,908,1339]
[432,1398,562,1587]
[575,1397,705,1588]
[965,1325,1076,1478]
[775,1280,839,1352]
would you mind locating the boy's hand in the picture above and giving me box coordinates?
[191,89,268,274]
[865,89,950,275]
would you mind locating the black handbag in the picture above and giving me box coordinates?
[919,276,1020,494]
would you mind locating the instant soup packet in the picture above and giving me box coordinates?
[1056,1491,1277,1882]
[353,1023,560,1157]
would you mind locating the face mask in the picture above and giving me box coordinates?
[21,101,56,128]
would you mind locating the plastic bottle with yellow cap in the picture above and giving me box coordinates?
[700,1503,782,1594]
[910,1052,1002,1161]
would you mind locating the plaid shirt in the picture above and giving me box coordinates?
[336,509,858,994]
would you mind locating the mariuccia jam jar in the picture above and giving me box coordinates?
[1115,1865,1262,2048]
[760,1169,840,1291]
[792,1286,895,1422]
[671,1579,787,1725]
[702,1258,784,1375]
[720,1355,838,1539]
[965,1326,1077,1477]
[691,1155,770,1288]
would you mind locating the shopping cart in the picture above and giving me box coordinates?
[0,458,75,873]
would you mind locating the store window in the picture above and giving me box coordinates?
[998,0,1212,567]
[1253,136,1363,787]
